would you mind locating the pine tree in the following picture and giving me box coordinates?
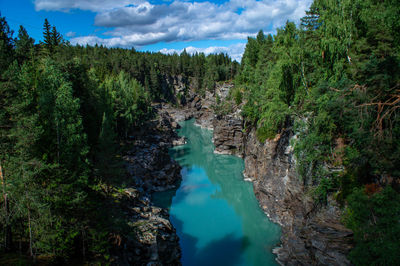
[51,26,62,47]
[0,15,14,74]
[15,25,34,64]
[43,18,52,52]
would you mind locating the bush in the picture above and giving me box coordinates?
[256,99,289,142]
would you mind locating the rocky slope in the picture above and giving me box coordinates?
[176,86,354,265]
[129,79,353,265]
[124,108,184,192]
[242,127,353,265]
[111,188,181,266]
[116,108,184,265]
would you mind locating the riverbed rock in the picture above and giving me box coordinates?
[172,137,186,146]
[124,109,182,192]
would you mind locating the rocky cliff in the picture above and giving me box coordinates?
[242,127,353,265]
[212,114,244,156]
[149,80,353,265]
[117,108,183,265]
[181,87,354,265]
[112,188,181,266]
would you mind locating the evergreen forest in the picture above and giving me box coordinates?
[0,16,237,263]
[235,0,400,264]
[1,0,400,264]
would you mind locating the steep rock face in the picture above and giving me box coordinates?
[124,110,182,192]
[161,75,189,105]
[213,115,244,156]
[242,128,353,265]
[120,108,183,265]
[194,91,215,130]
[183,83,235,130]
[165,90,216,129]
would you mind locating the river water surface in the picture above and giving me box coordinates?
[153,119,280,266]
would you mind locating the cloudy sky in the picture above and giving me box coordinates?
[1,0,312,61]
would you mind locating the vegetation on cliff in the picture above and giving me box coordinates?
[1,0,399,263]
[236,0,400,264]
[0,16,236,262]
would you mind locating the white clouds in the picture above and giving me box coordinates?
[70,31,174,47]
[34,0,145,12]
[66,31,76,37]
[38,0,313,59]
[159,43,247,62]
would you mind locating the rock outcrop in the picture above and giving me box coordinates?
[113,189,181,265]
[124,109,183,192]
[119,108,183,265]
[242,127,353,265]
[212,115,243,156]
[209,114,353,265]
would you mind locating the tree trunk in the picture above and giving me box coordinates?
[0,163,12,251]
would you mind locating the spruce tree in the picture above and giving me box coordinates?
[15,25,34,64]
[43,18,52,52]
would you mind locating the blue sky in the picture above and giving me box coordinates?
[0,0,312,61]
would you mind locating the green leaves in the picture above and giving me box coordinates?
[42,19,64,54]
[345,187,400,265]
[102,71,153,138]
[238,24,303,142]
[237,1,400,264]
[256,99,289,142]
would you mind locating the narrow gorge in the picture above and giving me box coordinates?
[2,2,399,263]
[139,83,354,265]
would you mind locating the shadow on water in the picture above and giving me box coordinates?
[171,214,249,266]
[152,188,178,209]
[154,119,281,265]
[152,166,196,209]
[169,146,191,161]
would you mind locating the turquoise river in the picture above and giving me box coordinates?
[153,119,281,266]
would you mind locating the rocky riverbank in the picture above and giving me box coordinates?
[169,84,354,265]
[122,79,353,265]
[113,107,184,265]
[242,127,353,265]
[110,188,181,265]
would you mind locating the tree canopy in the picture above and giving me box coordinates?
[0,17,238,262]
[236,0,400,264]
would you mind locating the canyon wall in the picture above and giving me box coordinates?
[120,108,183,265]
[186,87,353,265]
[241,127,353,265]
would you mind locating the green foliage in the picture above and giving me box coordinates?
[236,0,400,262]
[0,15,238,261]
[293,110,336,181]
[345,187,400,265]
[313,176,337,204]
[213,100,233,117]
[256,100,289,141]
[42,19,63,54]
[0,15,14,74]
[15,26,34,64]
[102,71,153,138]
[230,86,243,105]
